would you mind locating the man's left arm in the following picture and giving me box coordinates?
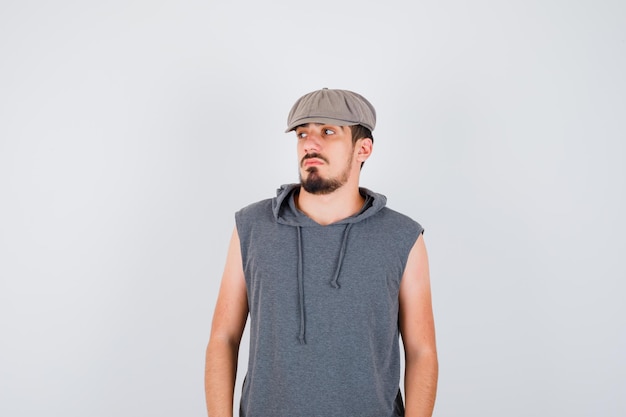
[399,233,438,417]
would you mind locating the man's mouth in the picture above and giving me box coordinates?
[301,153,328,167]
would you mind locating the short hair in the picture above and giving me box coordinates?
[350,124,374,144]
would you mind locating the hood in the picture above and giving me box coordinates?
[271,183,387,227]
[270,183,387,344]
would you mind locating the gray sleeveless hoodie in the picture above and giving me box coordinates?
[235,184,423,417]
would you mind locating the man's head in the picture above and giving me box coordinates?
[286,88,376,194]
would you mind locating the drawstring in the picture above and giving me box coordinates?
[296,226,306,344]
[296,223,354,344]
[330,223,353,288]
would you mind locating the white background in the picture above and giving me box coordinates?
[1,1,625,416]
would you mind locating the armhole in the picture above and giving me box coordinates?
[234,210,247,269]
[399,221,424,282]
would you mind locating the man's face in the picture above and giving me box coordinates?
[295,123,356,195]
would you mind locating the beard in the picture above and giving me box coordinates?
[300,168,345,194]
[299,153,352,195]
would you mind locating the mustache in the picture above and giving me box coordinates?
[301,153,329,167]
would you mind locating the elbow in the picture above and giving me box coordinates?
[405,345,438,367]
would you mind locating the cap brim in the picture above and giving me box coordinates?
[285,117,361,133]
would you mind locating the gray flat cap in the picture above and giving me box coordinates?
[285,88,376,132]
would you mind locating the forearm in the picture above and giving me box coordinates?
[204,337,240,417]
[404,350,438,417]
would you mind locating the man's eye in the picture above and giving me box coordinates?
[324,129,335,135]
[297,132,307,139]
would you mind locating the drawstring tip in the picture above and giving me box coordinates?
[330,281,340,289]
[298,335,306,345]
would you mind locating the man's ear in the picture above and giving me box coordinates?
[356,138,373,162]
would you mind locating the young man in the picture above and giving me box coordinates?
[205,88,438,417]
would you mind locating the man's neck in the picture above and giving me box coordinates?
[295,184,365,226]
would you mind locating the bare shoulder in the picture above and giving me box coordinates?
[401,232,430,291]
[399,233,437,354]
[209,226,249,343]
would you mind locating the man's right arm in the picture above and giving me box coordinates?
[205,227,249,417]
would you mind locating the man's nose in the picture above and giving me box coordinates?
[303,134,320,153]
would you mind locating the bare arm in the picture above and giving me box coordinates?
[399,233,438,417]
[205,227,249,417]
